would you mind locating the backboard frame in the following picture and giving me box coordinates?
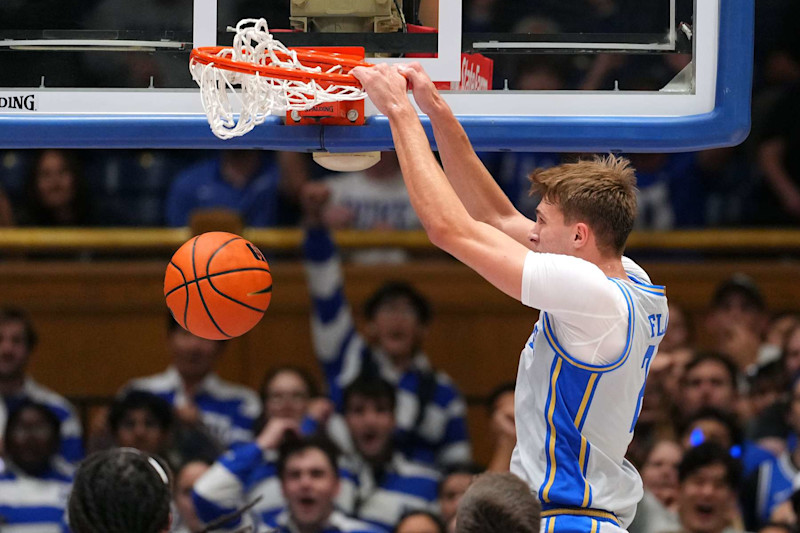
[0,0,753,153]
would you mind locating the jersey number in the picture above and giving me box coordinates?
[629,344,656,433]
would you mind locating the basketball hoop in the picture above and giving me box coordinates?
[189,18,371,140]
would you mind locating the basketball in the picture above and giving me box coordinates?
[164,232,272,340]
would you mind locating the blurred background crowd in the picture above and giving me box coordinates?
[1,1,800,533]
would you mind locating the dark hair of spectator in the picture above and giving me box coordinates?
[439,462,485,496]
[394,510,447,533]
[277,435,340,481]
[109,391,175,434]
[711,274,765,311]
[683,352,738,388]
[679,406,743,447]
[24,149,91,226]
[68,448,172,533]
[4,400,61,445]
[677,441,741,490]
[364,281,432,325]
[486,382,516,410]
[0,306,38,351]
[260,365,319,401]
[342,376,397,413]
[455,472,541,533]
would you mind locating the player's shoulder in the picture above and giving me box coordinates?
[622,256,653,285]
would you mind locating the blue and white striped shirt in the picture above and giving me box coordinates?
[124,367,262,449]
[303,228,471,467]
[193,444,439,532]
[0,460,72,533]
[340,453,440,532]
[267,510,382,533]
[0,378,84,465]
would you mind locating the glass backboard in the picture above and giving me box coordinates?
[0,0,753,153]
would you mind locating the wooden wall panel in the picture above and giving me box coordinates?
[2,258,799,465]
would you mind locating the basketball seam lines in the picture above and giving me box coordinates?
[168,259,191,328]
[206,236,269,313]
[191,235,232,338]
[164,267,272,298]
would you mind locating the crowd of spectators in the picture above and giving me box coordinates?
[1,2,800,533]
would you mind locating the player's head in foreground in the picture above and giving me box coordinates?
[454,472,541,533]
[69,448,173,533]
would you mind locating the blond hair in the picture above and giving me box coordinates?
[529,155,637,255]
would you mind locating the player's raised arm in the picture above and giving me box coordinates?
[351,64,529,301]
[399,64,534,247]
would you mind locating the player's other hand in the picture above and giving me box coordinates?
[396,62,444,116]
[351,63,412,117]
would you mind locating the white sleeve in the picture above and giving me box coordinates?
[520,251,629,366]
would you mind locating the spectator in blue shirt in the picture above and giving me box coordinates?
[0,401,73,533]
[165,150,285,227]
[0,306,83,465]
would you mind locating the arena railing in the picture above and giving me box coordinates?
[1,228,800,254]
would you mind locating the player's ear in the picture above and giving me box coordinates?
[572,222,589,249]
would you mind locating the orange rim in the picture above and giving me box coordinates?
[190,46,372,87]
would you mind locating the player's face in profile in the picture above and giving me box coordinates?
[677,463,734,533]
[0,320,31,380]
[281,449,339,528]
[439,472,473,524]
[395,513,442,533]
[175,461,211,533]
[169,329,223,380]
[6,407,58,475]
[344,395,395,462]
[264,370,311,422]
[114,408,168,454]
[528,201,576,256]
[370,297,424,361]
[681,361,735,415]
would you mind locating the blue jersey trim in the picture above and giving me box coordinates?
[541,279,634,373]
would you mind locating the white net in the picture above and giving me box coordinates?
[190,18,368,140]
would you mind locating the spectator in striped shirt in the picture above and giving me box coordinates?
[0,401,73,533]
[193,376,439,532]
[195,435,382,533]
[193,365,332,524]
[123,316,262,450]
[300,182,471,468]
[0,306,83,465]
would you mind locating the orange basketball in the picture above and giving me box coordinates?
[164,232,272,340]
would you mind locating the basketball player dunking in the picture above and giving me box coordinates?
[351,63,668,533]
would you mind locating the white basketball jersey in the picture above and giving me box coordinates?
[510,260,668,528]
